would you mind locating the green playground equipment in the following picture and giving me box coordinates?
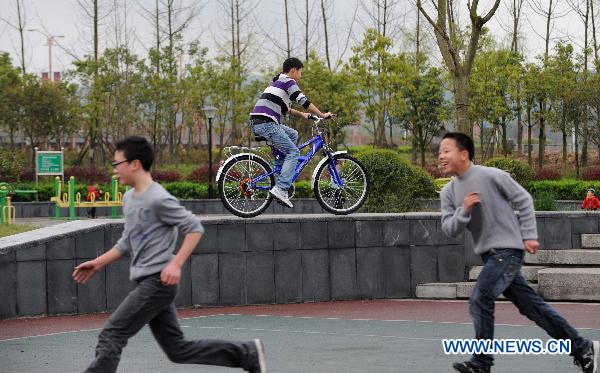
[0,182,38,224]
[51,176,127,219]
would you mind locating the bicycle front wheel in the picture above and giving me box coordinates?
[314,154,369,215]
[218,155,275,218]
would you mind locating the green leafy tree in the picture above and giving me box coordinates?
[73,46,144,159]
[545,43,579,175]
[469,49,522,161]
[300,53,361,149]
[348,29,407,147]
[582,65,600,161]
[0,53,22,150]
[20,76,78,165]
[521,62,544,167]
[399,57,449,166]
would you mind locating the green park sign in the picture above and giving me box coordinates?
[35,148,64,181]
[36,152,63,174]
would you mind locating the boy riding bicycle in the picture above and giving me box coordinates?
[250,57,333,208]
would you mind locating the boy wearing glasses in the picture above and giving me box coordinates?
[73,136,266,373]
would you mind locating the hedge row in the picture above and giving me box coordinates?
[528,180,600,200]
[4,162,596,206]
[6,180,315,202]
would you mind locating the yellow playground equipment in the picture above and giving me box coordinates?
[0,182,37,224]
[1,196,16,224]
[51,176,127,219]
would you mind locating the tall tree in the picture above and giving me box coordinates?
[546,43,578,175]
[216,0,256,146]
[0,0,28,74]
[522,62,543,166]
[399,61,448,166]
[469,48,522,160]
[416,0,501,134]
[360,0,402,39]
[320,0,332,70]
[529,0,567,169]
[506,0,525,154]
[568,0,591,166]
[348,29,403,146]
[300,52,361,148]
[0,53,23,150]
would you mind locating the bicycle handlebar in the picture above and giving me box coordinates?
[308,113,335,121]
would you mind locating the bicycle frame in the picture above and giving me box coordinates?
[251,126,345,191]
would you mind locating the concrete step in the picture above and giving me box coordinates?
[469,266,547,282]
[415,283,458,299]
[537,268,600,301]
[525,250,600,265]
[416,282,538,300]
[581,234,600,249]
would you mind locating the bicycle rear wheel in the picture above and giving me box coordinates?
[218,155,275,218]
[314,154,369,215]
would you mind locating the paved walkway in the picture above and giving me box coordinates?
[1,300,599,373]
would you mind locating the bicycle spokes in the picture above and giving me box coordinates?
[314,155,369,214]
[219,156,274,217]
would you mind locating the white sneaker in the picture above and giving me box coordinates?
[248,339,267,373]
[269,186,293,208]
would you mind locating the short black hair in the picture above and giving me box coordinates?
[442,132,475,161]
[283,57,303,73]
[115,136,154,171]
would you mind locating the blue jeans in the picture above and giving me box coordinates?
[469,248,591,369]
[251,121,299,191]
[85,273,255,373]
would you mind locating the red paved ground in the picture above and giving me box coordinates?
[1,299,599,341]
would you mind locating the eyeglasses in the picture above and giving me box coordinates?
[111,159,130,167]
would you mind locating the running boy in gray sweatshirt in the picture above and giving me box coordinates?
[73,136,266,373]
[439,132,597,373]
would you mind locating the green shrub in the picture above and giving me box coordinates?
[0,148,24,182]
[355,149,436,212]
[534,190,556,211]
[163,182,209,199]
[528,180,600,200]
[484,157,534,187]
[293,180,312,198]
[9,181,212,201]
[347,145,375,154]
[397,146,412,154]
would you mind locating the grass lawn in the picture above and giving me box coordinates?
[0,224,38,238]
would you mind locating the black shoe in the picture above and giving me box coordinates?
[453,361,490,373]
[574,340,599,373]
[247,339,266,373]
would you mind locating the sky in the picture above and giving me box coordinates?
[0,0,588,76]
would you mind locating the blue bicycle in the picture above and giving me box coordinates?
[216,115,370,218]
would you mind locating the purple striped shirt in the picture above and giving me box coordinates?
[251,73,310,124]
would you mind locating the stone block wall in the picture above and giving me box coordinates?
[1,212,597,319]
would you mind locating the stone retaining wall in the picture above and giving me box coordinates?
[10,199,587,218]
[1,212,598,319]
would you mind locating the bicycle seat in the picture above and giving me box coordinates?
[254,136,268,142]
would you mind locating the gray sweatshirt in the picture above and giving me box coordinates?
[440,164,538,255]
[116,182,204,280]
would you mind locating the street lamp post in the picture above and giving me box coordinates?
[28,29,64,82]
[202,105,217,198]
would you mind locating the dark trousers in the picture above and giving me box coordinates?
[469,248,591,368]
[85,273,254,373]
